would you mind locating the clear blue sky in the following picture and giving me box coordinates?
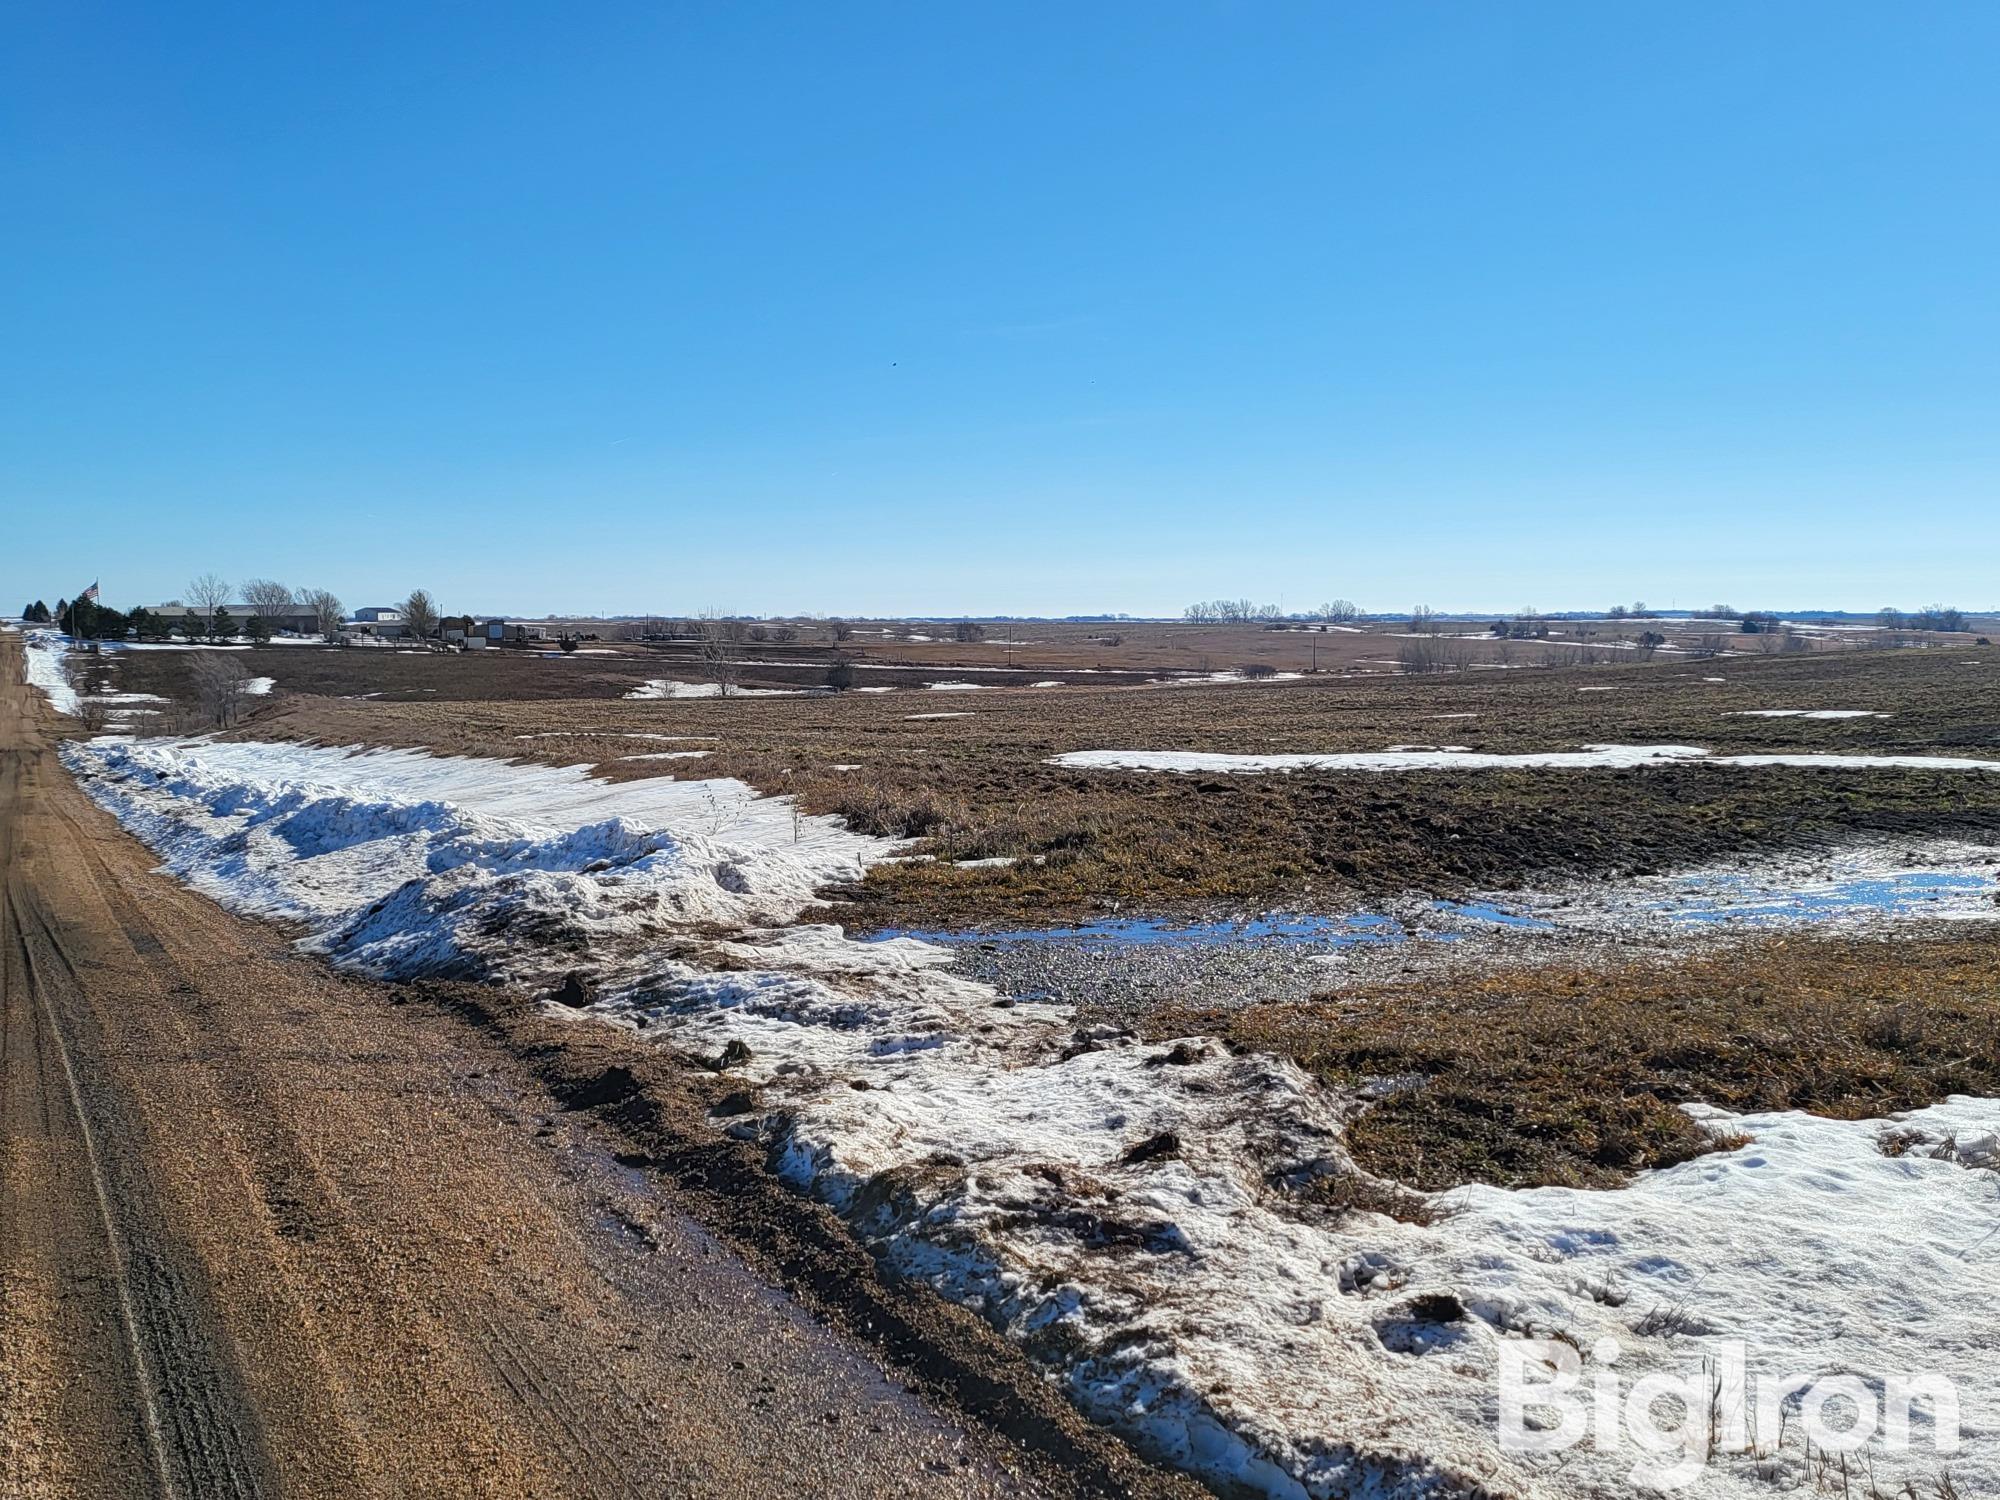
[4,3,1996,618]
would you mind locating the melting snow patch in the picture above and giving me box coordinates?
[625,680,807,699]
[1051,745,2000,774]
[1732,709,1885,719]
[1153,670,1305,687]
[19,630,79,714]
[517,731,717,742]
[905,711,974,721]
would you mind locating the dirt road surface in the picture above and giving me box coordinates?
[0,634,1076,1499]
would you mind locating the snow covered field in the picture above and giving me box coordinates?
[58,734,2000,1498]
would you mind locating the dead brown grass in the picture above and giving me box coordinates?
[1167,930,2000,1191]
[178,645,2000,930]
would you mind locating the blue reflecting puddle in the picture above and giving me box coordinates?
[863,912,1408,949]
[1431,899,1557,931]
[862,871,1995,949]
[1660,870,1992,925]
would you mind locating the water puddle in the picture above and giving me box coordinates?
[1643,869,1995,926]
[1430,899,1557,931]
[864,912,1407,949]
[864,845,2000,964]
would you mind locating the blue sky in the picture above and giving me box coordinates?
[4,2,1996,618]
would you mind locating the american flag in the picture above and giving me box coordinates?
[78,580,99,603]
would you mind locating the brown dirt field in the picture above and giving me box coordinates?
[63,628,2000,1207]
[129,642,2000,930]
[94,608,1972,708]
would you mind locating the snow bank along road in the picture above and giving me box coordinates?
[50,674,2000,1498]
[0,630,1114,1500]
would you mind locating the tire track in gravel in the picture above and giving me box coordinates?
[49,797,679,1499]
[6,877,277,1500]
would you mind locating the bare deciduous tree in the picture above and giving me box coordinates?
[953,621,986,643]
[302,589,345,641]
[242,579,295,625]
[1913,604,1967,634]
[695,613,740,696]
[1184,599,1282,625]
[187,573,231,640]
[400,589,440,647]
[190,652,254,727]
[1411,604,1441,635]
[1398,635,1469,673]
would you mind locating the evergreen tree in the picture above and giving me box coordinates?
[30,600,49,623]
[210,606,235,640]
[243,613,272,645]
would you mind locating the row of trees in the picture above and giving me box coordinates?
[182,576,347,642]
[1184,599,1283,624]
[21,578,350,643]
[1879,605,1969,634]
[1185,600,1363,624]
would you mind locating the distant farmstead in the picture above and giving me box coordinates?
[480,620,548,643]
[146,602,320,635]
